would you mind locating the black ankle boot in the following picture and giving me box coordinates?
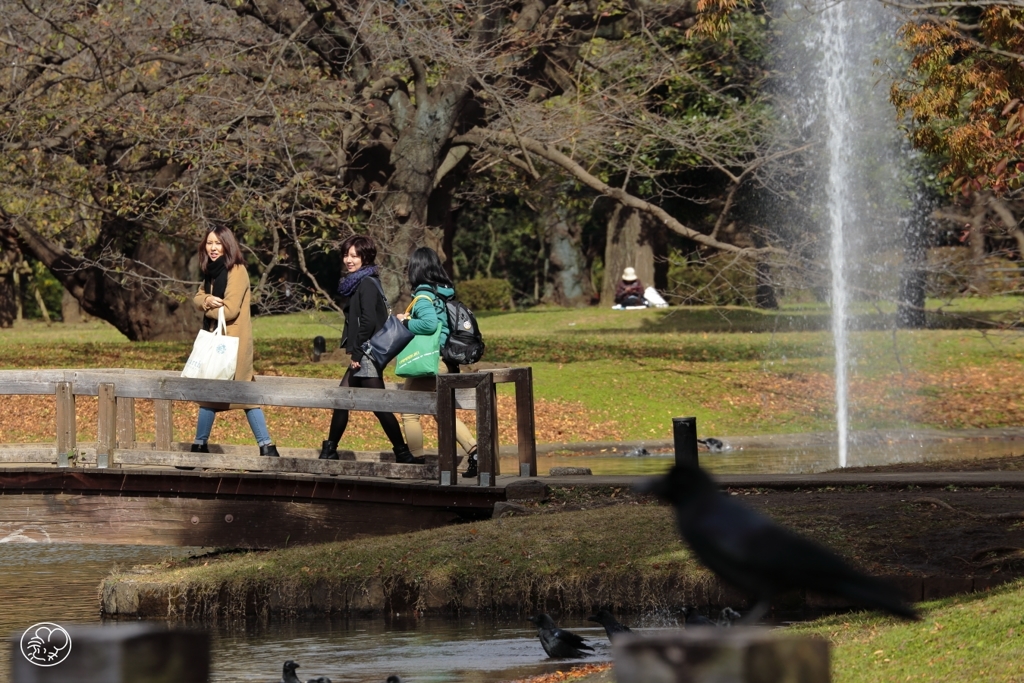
[319,440,339,460]
[462,454,478,479]
[394,444,425,465]
[259,444,280,457]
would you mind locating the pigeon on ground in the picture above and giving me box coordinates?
[588,609,633,641]
[680,605,716,626]
[637,465,918,624]
[527,613,594,658]
[278,661,301,683]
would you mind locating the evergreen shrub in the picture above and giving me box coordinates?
[457,278,514,310]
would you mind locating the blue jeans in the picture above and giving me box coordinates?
[194,407,272,447]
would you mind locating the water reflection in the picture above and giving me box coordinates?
[211,616,614,683]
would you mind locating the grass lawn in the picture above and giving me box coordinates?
[1,301,1023,448]
[795,582,1024,682]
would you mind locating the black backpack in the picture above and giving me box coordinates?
[437,291,485,365]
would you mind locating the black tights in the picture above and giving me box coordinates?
[327,368,406,449]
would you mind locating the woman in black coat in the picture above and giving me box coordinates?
[318,235,419,464]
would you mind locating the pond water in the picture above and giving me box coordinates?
[0,542,625,682]
[516,433,1024,477]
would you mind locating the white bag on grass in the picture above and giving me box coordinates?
[181,308,238,380]
[644,286,668,308]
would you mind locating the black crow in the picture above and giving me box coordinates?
[527,614,594,659]
[637,464,918,623]
[386,677,402,683]
[588,609,633,641]
[279,660,301,683]
[680,605,716,627]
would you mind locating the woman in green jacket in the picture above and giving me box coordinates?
[397,247,479,477]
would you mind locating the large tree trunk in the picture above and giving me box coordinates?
[967,192,990,296]
[898,215,928,328]
[13,222,202,341]
[538,197,595,306]
[0,229,21,327]
[376,80,471,299]
[601,205,662,306]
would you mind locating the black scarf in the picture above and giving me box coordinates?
[337,265,379,297]
[204,256,229,298]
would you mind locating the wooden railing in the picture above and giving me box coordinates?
[0,368,537,486]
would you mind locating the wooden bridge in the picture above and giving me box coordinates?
[0,368,537,547]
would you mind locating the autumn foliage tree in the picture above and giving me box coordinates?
[889,3,1024,196]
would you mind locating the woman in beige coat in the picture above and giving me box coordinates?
[190,226,279,457]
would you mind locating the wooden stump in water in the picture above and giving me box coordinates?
[613,628,830,683]
[10,623,208,682]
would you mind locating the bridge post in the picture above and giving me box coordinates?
[474,373,497,486]
[97,383,117,469]
[512,367,537,477]
[154,400,173,451]
[436,372,496,486]
[116,397,136,449]
[436,375,458,485]
[55,381,75,467]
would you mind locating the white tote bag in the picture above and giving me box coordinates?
[181,308,239,380]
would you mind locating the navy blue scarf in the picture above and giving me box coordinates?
[337,265,379,297]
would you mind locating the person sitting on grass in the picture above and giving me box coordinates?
[614,267,646,307]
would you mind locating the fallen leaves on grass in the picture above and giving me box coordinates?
[502,663,613,683]
[0,394,622,448]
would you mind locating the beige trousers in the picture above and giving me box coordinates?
[401,374,478,457]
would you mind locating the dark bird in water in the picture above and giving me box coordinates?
[527,614,594,659]
[306,678,332,683]
[278,661,301,683]
[385,676,403,683]
[588,609,633,641]
[680,605,716,627]
[718,607,742,627]
[637,465,919,624]
[698,437,726,453]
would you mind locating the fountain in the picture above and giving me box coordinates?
[771,0,919,467]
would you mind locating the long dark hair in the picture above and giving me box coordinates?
[198,225,245,274]
[407,247,453,288]
[340,234,377,266]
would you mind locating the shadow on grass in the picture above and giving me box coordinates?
[634,307,1013,334]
